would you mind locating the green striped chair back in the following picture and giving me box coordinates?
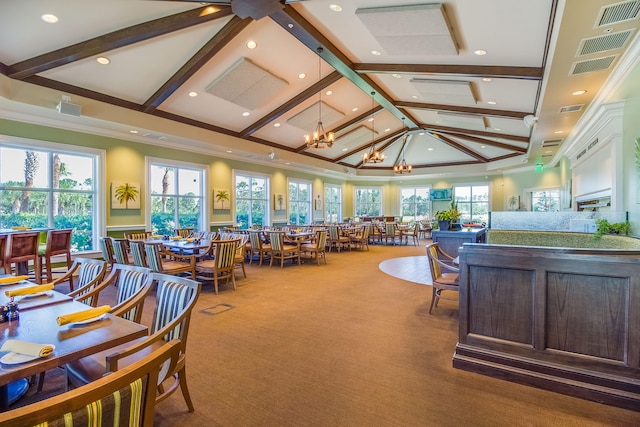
[99,237,115,265]
[143,243,164,273]
[113,264,152,322]
[316,230,327,249]
[112,239,130,265]
[72,259,108,306]
[151,273,201,344]
[328,225,340,240]
[248,231,263,250]
[129,241,147,268]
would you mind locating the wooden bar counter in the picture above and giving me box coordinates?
[454,243,640,411]
[431,227,486,257]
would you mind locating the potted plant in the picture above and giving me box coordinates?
[435,208,461,231]
[594,219,631,240]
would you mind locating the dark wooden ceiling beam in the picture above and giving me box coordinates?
[353,132,404,168]
[8,6,233,80]
[396,101,531,119]
[444,131,528,153]
[353,63,543,80]
[143,15,251,112]
[334,125,403,162]
[431,133,489,162]
[241,71,343,136]
[422,123,530,142]
[270,5,420,128]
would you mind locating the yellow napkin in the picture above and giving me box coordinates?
[0,275,29,285]
[57,305,111,326]
[5,284,54,297]
[11,226,31,230]
[150,235,162,239]
[184,237,195,242]
[1,339,54,357]
[170,236,181,241]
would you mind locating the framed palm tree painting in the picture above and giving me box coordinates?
[213,188,231,210]
[112,182,141,209]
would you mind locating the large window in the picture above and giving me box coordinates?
[531,189,560,212]
[454,184,489,224]
[325,184,342,223]
[147,158,207,236]
[288,179,311,225]
[355,187,382,217]
[0,139,103,252]
[235,172,270,228]
[400,187,430,222]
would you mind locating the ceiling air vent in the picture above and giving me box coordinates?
[560,104,584,113]
[570,55,616,75]
[595,0,640,27]
[287,101,344,132]
[542,138,562,147]
[577,29,634,56]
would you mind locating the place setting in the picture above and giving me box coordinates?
[56,305,111,328]
[0,340,55,365]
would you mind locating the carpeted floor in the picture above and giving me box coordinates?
[16,242,640,426]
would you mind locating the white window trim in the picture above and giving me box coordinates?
[0,135,106,251]
[233,169,271,227]
[354,186,383,217]
[400,185,431,220]
[145,156,209,231]
[287,177,312,225]
[324,183,342,223]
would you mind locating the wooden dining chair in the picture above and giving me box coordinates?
[0,340,181,427]
[384,223,401,245]
[55,257,108,301]
[99,236,116,270]
[5,231,41,284]
[269,231,300,268]
[174,228,193,238]
[129,240,148,268]
[38,228,73,283]
[301,229,328,265]
[0,234,7,274]
[112,238,133,265]
[66,274,201,413]
[124,231,152,240]
[350,225,370,251]
[327,225,350,252]
[144,242,196,279]
[248,230,271,266]
[195,238,239,294]
[426,243,460,314]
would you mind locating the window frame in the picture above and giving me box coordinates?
[145,156,209,234]
[0,135,106,253]
[324,184,342,224]
[453,183,490,224]
[399,186,431,222]
[233,169,271,228]
[354,186,383,218]
[287,178,312,226]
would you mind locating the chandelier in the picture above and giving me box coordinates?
[305,47,334,149]
[363,91,385,164]
[394,122,412,174]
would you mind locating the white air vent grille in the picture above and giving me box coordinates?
[596,0,640,27]
[570,55,616,75]
[542,138,562,147]
[410,79,476,104]
[577,30,634,56]
[560,104,584,113]
[437,111,486,131]
[287,101,344,132]
[206,57,288,110]
[336,126,377,151]
[356,3,458,56]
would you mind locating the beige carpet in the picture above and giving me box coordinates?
[18,242,640,426]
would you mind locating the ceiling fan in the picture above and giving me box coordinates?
[183,0,308,20]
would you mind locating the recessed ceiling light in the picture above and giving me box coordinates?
[480,145,487,149]
[494,128,501,131]
[554,130,563,134]
[352,107,358,112]
[298,73,306,79]
[41,14,58,23]
[474,49,487,55]
[129,130,139,134]
[368,117,374,122]
[384,128,390,132]
[285,162,291,165]
[482,78,492,82]
[188,91,198,97]
[274,123,281,127]
[242,112,250,117]
[418,132,425,135]
[226,150,233,153]
[545,150,553,154]
[411,95,419,99]
[96,56,110,65]
[371,50,381,56]
[246,40,257,49]
[342,148,348,152]
[392,74,401,79]
[329,4,342,12]
[572,90,587,95]
[325,90,332,96]
[487,101,496,105]
[427,147,434,151]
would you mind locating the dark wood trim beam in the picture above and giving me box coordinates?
[270,6,419,127]
[396,101,531,119]
[0,61,8,75]
[353,132,403,169]
[8,6,233,79]
[334,127,404,162]
[432,133,489,162]
[241,71,343,136]
[353,64,543,81]
[445,131,528,153]
[421,124,530,143]
[143,15,251,112]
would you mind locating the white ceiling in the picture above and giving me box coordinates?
[0,0,639,178]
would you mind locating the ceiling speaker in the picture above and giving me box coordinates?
[56,101,81,117]
[523,115,538,128]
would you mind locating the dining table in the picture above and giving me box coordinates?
[0,287,148,409]
[143,237,213,255]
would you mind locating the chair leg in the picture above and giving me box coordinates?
[241,263,246,278]
[429,287,438,314]
[178,367,195,412]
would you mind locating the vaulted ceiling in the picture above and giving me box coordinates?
[1,0,639,178]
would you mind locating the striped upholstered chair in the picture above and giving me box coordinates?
[66,274,201,413]
[0,340,181,427]
[129,240,148,268]
[99,236,116,269]
[144,242,196,279]
[112,238,133,265]
[53,257,107,299]
[195,239,239,294]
